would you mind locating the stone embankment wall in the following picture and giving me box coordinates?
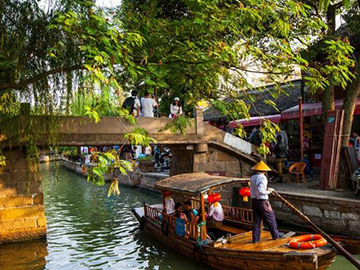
[171,145,253,178]
[0,149,46,243]
[61,159,166,190]
[271,192,360,237]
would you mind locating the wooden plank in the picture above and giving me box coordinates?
[218,225,246,235]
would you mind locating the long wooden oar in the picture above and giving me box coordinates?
[272,191,360,270]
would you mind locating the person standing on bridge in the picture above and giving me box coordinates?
[169,97,182,118]
[122,90,141,116]
[250,160,279,243]
[140,90,158,117]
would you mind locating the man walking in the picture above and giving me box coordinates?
[250,160,279,243]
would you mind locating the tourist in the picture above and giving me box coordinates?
[249,126,261,146]
[183,201,198,223]
[250,160,279,243]
[122,90,141,116]
[206,195,224,229]
[140,90,158,117]
[169,97,182,118]
[164,193,175,215]
[273,135,287,182]
[174,203,187,221]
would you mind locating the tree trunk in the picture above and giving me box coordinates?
[321,4,336,124]
[342,65,360,147]
[322,83,335,124]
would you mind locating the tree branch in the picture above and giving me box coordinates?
[0,65,86,91]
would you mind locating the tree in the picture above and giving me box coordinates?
[119,0,354,155]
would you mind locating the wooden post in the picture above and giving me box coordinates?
[299,97,304,162]
[200,192,207,241]
[162,192,166,215]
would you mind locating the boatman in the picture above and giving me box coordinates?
[250,160,279,243]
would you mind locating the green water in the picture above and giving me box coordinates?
[0,162,358,269]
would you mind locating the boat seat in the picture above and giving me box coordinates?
[218,224,245,235]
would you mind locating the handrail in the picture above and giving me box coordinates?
[144,204,201,239]
[223,205,253,225]
[184,198,254,225]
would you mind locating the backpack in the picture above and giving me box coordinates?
[122,97,135,114]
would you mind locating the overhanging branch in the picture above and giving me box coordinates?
[0,65,86,92]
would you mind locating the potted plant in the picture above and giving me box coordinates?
[137,155,155,172]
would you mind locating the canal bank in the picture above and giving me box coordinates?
[62,159,360,238]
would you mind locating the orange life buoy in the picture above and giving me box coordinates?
[288,234,328,249]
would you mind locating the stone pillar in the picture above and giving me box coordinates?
[195,108,204,135]
[0,148,46,243]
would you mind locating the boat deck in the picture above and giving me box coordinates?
[218,231,331,255]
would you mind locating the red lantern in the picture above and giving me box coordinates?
[239,187,251,202]
[207,194,214,203]
[212,193,221,203]
[163,191,173,197]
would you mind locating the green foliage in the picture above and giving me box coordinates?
[123,128,157,146]
[84,106,100,123]
[87,150,133,186]
[258,120,280,157]
[137,155,155,162]
[158,115,193,135]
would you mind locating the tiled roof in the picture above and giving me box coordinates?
[203,80,302,121]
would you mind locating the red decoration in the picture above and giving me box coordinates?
[163,191,173,197]
[212,193,222,202]
[239,187,251,202]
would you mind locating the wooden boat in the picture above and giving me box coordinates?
[132,173,337,270]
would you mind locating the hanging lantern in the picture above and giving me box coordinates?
[207,194,214,203]
[239,187,251,202]
[163,191,173,197]
[212,193,221,203]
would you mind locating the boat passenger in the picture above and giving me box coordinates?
[183,201,198,223]
[164,194,175,215]
[206,197,224,229]
[174,203,187,221]
[250,160,279,243]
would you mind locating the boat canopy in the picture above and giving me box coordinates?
[155,173,249,195]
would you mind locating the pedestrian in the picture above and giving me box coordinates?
[140,90,158,117]
[249,126,261,146]
[169,97,182,118]
[122,90,141,116]
[273,135,287,182]
[250,160,279,243]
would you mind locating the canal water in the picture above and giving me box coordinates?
[0,162,358,269]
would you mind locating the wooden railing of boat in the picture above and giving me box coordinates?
[144,204,201,240]
[185,197,253,227]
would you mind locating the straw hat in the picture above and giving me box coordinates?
[252,160,271,171]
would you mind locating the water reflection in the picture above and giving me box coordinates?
[0,162,357,269]
[0,239,47,270]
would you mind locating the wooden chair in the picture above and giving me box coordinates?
[289,162,306,183]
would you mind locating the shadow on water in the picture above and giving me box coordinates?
[0,162,357,269]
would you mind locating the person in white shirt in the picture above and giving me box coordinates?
[169,97,183,118]
[140,91,158,117]
[164,195,175,215]
[250,160,279,243]
[206,195,224,229]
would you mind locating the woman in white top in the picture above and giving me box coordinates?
[169,97,183,118]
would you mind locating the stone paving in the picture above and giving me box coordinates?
[269,176,359,200]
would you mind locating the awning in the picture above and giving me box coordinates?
[228,114,281,128]
[281,99,360,120]
[155,173,249,195]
